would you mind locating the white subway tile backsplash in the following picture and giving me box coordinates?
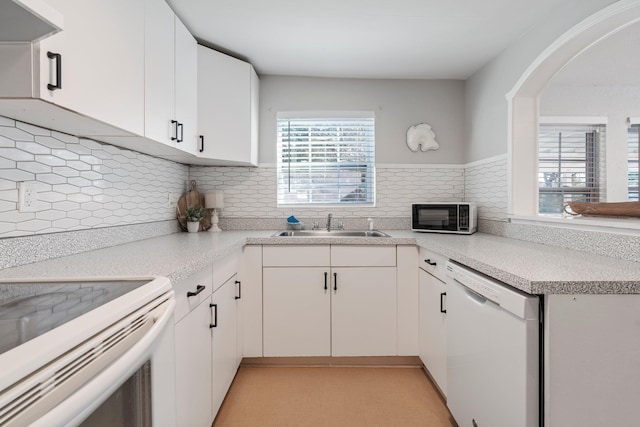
[0,118,189,238]
[16,121,50,136]
[465,155,508,220]
[35,154,66,166]
[35,135,65,149]
[0,126,33,141]
[1,169,33,181]
[17,162,51,174]
[0,200,14,212]
[0,148,33,162]
[189,165,464,222]
[0,158,15,168]
[51,131,78,144]
[15,141,50,154]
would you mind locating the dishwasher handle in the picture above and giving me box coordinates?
[461,283,488,305]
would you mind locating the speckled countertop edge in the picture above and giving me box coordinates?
[0,230,638,294]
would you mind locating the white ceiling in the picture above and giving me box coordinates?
[167,0,573,80]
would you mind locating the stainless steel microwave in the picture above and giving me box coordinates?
[411,202,477,234]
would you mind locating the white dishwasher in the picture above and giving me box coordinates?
[446,261,540,427]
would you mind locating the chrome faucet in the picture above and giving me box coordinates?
[326,213,333,231]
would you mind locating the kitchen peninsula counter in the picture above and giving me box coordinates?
[0,230,638,294]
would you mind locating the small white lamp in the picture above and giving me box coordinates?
[205,191,224,232]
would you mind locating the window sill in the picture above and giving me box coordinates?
[509,214,640,235]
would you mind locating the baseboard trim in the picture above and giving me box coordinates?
[241,356,422,367]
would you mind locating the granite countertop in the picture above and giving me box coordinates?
[0,229,638,294]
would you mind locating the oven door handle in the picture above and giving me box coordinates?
[26,295,176,427]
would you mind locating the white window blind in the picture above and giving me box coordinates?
[538,123,606,214]
[276,113,375,205]
[628,125,639,201]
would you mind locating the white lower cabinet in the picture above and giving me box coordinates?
[174,266,214,426]
[263,267,331,356]
[418,246,449,396]
[262,245,397,357]
[419,268,447,396]
[173,251,242,426]
[331,267,397,356]
[211,275,241,416]
[175,296,213,426]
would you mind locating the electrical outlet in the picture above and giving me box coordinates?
[168,192,179,208]
[18,182,38,212]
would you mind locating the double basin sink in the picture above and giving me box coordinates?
[272,230,391,238]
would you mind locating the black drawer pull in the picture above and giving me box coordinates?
[324,272,328,291]
[235,280,241,300]
[333,272,337,292]
[440,292,447,313]
[425,259,437,266]
[47,52,62,91]
[199,135,205,153]
[209,303,217,328]
[187,285,205,297]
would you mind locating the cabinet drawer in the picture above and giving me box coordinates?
[263,245,330,267]
[419,247,447,282]
[174,265,214,323]
[212,250,240,293]
[330,245,396,267]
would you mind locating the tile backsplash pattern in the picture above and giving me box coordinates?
[0,117,189,238]
[464,155,508,220]
[189,165,465,222]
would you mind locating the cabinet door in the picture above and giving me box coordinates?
[38,0,144,135]
[144,0,175,147]
[263,267,331,356]
[174,15,198,155]
[211,275,239,417]
[174,298,213,427]
[197,46,256,164]
[331,267,397,356]
[419,269,447,396]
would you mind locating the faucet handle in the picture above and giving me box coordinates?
[337,221,344,230]
[312,221,319,230]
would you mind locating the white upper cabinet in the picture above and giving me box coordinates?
[144,0,176,147]
[144,0,198,156]
[196,45,259,166]
[0,0,145,137]
[173,17,198,155]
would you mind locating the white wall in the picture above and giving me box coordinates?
[259,76,465,164]
[464,0,618,163]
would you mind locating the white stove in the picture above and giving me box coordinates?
[0,276,176,427]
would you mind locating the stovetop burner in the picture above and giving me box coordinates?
[0,280,148,354]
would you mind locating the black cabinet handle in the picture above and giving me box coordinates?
[177,122,184,142]
[209,303,217,328]
[333,272,337,292]
[425,259,437,266]
[47,52,62,91]
[440,292,447,313]
[171,120,178,141]
[199,135,204,153]
[324,272,328,291]
[235,280,241,300]
[187,285,205,297]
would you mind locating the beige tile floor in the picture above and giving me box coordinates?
[213,366,455,427]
